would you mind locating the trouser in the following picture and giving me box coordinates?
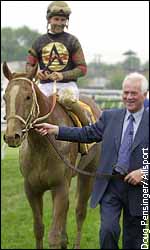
[38,81,79,99]
[38,82,93,125]
[100,178,145,249]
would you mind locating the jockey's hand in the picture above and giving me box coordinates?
[50,72,63,81]
[38,70,52,80]
[33,123,59,136]
[124,169,143,185]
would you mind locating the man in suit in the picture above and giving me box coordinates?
[34,72,149,249]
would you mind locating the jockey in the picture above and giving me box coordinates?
[26,1,92,125]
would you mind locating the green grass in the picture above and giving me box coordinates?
[1,140,123,249]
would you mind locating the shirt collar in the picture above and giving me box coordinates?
[125,106,144,123]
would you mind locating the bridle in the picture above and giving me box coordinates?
[6,77,57,133]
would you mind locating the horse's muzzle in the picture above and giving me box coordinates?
[3,133,22,147]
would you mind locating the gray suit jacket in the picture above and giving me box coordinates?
[57,108,149,216]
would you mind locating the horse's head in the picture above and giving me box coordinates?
[3,62,38,147]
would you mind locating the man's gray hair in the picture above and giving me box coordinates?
[122,72,148,93]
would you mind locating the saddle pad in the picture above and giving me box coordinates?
[68,110,96,155]
[78,100,96,123]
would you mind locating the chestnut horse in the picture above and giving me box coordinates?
[3,62,101,249]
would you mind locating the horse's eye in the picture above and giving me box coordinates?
[26,96,31,100]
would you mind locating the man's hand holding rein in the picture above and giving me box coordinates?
[34,123,59,136]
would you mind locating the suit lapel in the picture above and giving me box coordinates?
[131,110,149,152]
[114,109,126,152]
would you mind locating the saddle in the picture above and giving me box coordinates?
[57,99,96,155]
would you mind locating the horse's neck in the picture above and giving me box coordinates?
[34,85,51,116]
[35,88,73,128]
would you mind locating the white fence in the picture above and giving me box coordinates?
[79,88,123,109]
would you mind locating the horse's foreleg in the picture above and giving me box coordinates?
[61,176,72,249]
[49,182,69,249]
[24,181,44,249]
[74,174,94,249]
[60,199,69,249]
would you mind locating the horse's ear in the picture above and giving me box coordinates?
[27,63,38,80]
[3,62,13,81]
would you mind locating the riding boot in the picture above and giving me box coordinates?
[61,99,94,126]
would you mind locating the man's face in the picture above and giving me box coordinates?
[48,16,67,33]
[122,80,147,113]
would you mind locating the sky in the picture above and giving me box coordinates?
[1,1,149,64]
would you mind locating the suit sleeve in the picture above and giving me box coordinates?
[56,112,105,143]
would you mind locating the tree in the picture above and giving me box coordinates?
[107,66,125,90]
[1,26,41,62]
[1,28,19,62]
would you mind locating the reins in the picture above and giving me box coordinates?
[46,134,125,180]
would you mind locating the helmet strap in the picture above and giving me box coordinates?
[47,22,51,33]
[65,19,69,29]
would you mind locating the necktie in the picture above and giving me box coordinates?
[115,114,134,175]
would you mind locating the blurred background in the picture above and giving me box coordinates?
[1,1,149,124]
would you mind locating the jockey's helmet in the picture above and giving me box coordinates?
[46,1,72,20]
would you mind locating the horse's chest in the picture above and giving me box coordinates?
[19,138,71,189]
[20,152,65,189]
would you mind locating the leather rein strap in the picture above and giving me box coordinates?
[46,134,125,180]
